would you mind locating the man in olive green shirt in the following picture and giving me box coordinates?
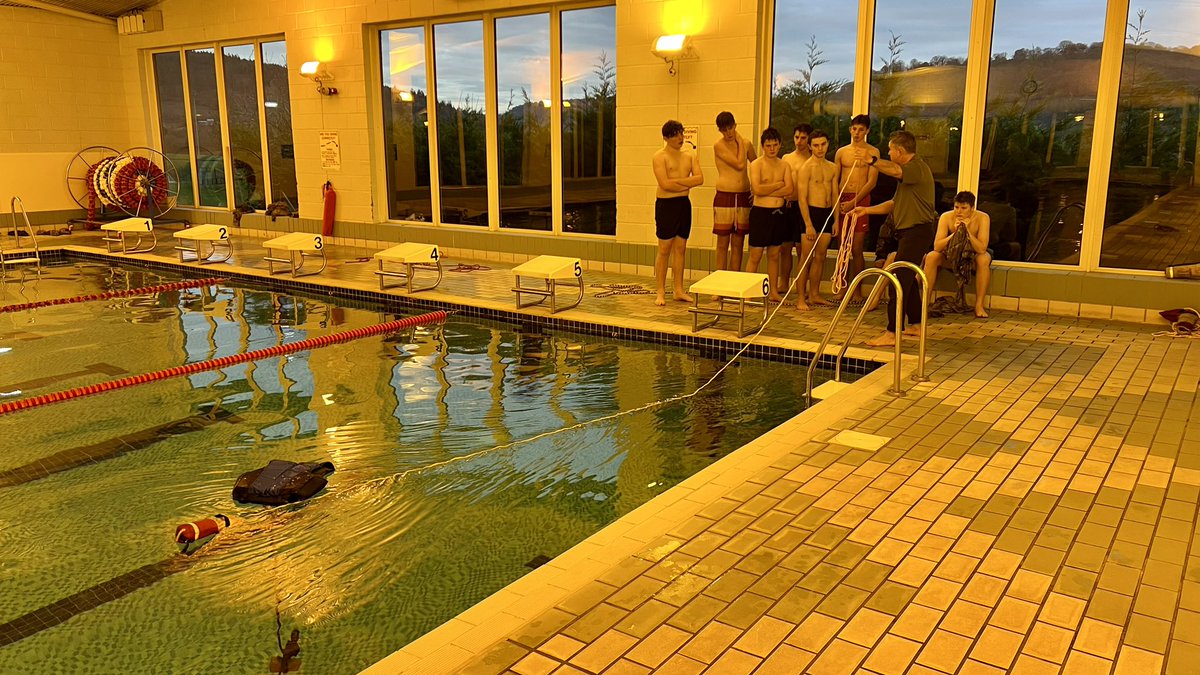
[849,130,936,347]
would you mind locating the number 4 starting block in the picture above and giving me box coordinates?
[373,242,442,292]
[688,270,770,337]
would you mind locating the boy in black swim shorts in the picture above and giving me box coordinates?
[746,127,793,302]
[651,119,704,306]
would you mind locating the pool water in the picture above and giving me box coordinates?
[0,263,845,674]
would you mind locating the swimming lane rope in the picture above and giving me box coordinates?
[0,310,449,415]
[0,277,228,314]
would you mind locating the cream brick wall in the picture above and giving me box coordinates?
[0,7,131,209]
[615,0,759,246]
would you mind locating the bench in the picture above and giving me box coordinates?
[100,217,156,254]
[374,242,442,293]
[263,232,327,277]
[512,255,583,313]
[172,224,232,264]
[688,271,771,337]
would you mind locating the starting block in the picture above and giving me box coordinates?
[172,225,232,264]
[688,271,770,337]
[374,242,442,293]
[263,232,327,277]
[100,217,156,254]
[512,255,583,313]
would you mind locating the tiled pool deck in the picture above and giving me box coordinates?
[15,227,1200,675]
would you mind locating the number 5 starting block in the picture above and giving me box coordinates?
[512,255,583,313]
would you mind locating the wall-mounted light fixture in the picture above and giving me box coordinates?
[300,61,338,96]
[651,34,696,77]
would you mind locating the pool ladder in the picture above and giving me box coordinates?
[804,261,929,404]
[1,196,41,279]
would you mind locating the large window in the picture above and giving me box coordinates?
[561,6,616,235]
[870,2,971,210]
[380,27,433,221]
[979,0,1106,265]
[379,6,616,234]
[151,39,297,213]
[1102,1,1200,271]
[434,21,489,226]
[768,2,854,151]
[496,13,552,231]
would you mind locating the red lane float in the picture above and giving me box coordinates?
[0,277,228,314]
[0,310,448,416]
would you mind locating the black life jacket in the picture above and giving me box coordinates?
[232,460,335,506]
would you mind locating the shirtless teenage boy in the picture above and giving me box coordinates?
[833,114,879,302]
[779,124,813,294]
[746,127,793,303]
[712,112,756,272]
[923,191,992,318]
[652,119,703,306]
[795,130,837,310]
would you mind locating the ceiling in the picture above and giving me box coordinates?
[1,0,159,19]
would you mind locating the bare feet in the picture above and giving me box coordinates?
[975,307,989,319]
[655,294,666,307]
[902,324,923,338]
[768,294,784,303]
[810,295,831,306]
[795,300,811,311]
[674,291,694,303]
[865,331,896,347]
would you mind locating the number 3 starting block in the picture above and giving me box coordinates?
[688,271,770,337]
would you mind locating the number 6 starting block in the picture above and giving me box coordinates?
[688,270,770,337]
[373,242,442,293]
[512,255,583,313]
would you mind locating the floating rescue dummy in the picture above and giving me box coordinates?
[174,514,230,553]
[232,460,335,506]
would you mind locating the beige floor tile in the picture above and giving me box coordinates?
[1039,592,1087,630]
[677,621,741,663]
[1113,645,1164,674]
[889,557,937,587]
[1074,618,1124,660]
[784,612,844,653]
[513,651,560,675]
[1011,654,1063,675]
[912,578,963,611]
[959,659,1009,675]
[539,635,586,661]
[838,608,893,648]
[977,550,1023,579]
[960,574,1008,607]
[651,653,707,675]
[599,659,650,675]
[805,639,868,675]
[940,599,991,638]
[890,603,944,643]
[568,629,638,673]
[623,625,690,668]
[701,648,759,675]
[1063,650,1114,674]
[1008,569,1054,603]
[970,625,1025,669]
[754,644,815,674]
[990,596,1040,633]
[860,635,921,675]
[731,616,792,657]
[915,629,973,672]
[1022,621,1074,664]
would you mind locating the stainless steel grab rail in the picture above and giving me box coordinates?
[2,196,41,278]
[805,261,929,403]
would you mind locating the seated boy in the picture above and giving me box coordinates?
[922,191,991,318]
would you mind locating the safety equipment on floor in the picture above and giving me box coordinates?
[233,460,336,506]
[322,181,336,236]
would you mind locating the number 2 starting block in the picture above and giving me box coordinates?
[688,270,770,337]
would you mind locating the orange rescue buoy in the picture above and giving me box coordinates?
[174,514,230,545]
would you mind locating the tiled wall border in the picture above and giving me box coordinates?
[54,250,882,377]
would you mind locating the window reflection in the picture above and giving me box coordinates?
[261,41,298,209]
[222,44,266,210]
[561,6,616,235]
[869,3,970,210]
[497,14,552,231]
[186,48,227,208]
[381,27,432,222]
[434,21,489,226]
[1103,1,1200,270]
[153,51,194,207]
[980,0,1105,265]
[769,2,854,152]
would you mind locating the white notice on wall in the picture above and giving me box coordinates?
[683,125,700,151]
[319,131,341,170]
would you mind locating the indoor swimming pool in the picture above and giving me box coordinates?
[0,262,857,673]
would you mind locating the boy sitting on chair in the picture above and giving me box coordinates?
[922,191,991,319]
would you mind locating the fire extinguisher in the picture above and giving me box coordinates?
[322,180,336,236]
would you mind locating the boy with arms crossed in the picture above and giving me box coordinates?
[779,124,813,295]
[746,128,793,303]
[712,112,755,272]
[652,120,703,305]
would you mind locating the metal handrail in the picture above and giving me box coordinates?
[806,268,903,402]
[2,196,40,278]
[1028,201,1084,261]
[805,261,931,404]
